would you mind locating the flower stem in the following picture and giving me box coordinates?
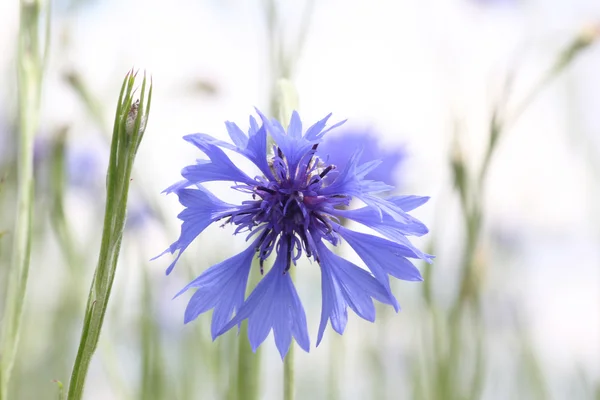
[236,322,261,400]
[0,1,46,398]
[235,264,262,400]
[283,340,295,400]
[66,71,152,400]
[327,334,342,400]
[451,26,598,317]
[283,248,297,400]
[139,258,165,400]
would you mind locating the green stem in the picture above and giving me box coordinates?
[44,130,91,381]
[66,71,151,400]
[283,260,296,400]
[283,341,295,400]
[450,32,593,316]
[327,335,342,400]
[0,1,45,398]
[140,258,165,400]
[236,322,261,400]
[235,264,262,400]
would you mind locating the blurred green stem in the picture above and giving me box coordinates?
[369,304,389,400]
[283,320,295,400]
[67,71,152,400]
[140,261,165,400]
[264,0,315,117]
[0,1,46,398]
[435,28,598,400]
[236,323,260,400]
[235,264,262,400]
[49,129,82,275]
[46,129,92,383]
[328,335,343,400]
[452,29,598,316]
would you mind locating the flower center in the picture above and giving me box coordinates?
[231,144,343,273]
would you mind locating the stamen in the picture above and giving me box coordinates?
[319,165,335,178]
[255,186,276,195]
[298,229,311,258]
[314,213,333,234]
[255,229,270,251]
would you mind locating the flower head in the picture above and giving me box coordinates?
[158,109,432,358]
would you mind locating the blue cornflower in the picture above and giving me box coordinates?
[158,109,432,358]
[317,127,406,186]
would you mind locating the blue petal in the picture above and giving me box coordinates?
[318,149,364,196]
[364,195,431,228]
[336,225,423,295]
[388,195,430,212]
[319,150,393,198]
[304,113,332,140]
[315,241,397,346]
[302,112,347,141]
[255,109,311,175]
[318,254,347,340]
[224,121,249,148]
[181,134,255,185]
[316,128,405,186]
[288,111,303,138]
[255,108,343,178]
[186,125,273,180]
[218,240,310,359]
[223,121,273,179]
[243,124,273,180]
[332,201,430,239]
[163,179,191,194]
[155,188,239,274]
[319,150,426,223]
[177,244,256,339]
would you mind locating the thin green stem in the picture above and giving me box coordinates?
[236,322,261,400]
[439,28,598,400]
[327,335,342,400]
[0,1,45,398]
[263,0,314,117]
[453,31,596,317]
[66,71,151,400]
[235,264,262,400]
[283,339,295,400]
[44,129,92,381]
[140,259,165,400]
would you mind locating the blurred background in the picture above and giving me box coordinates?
[0,0,599,399]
